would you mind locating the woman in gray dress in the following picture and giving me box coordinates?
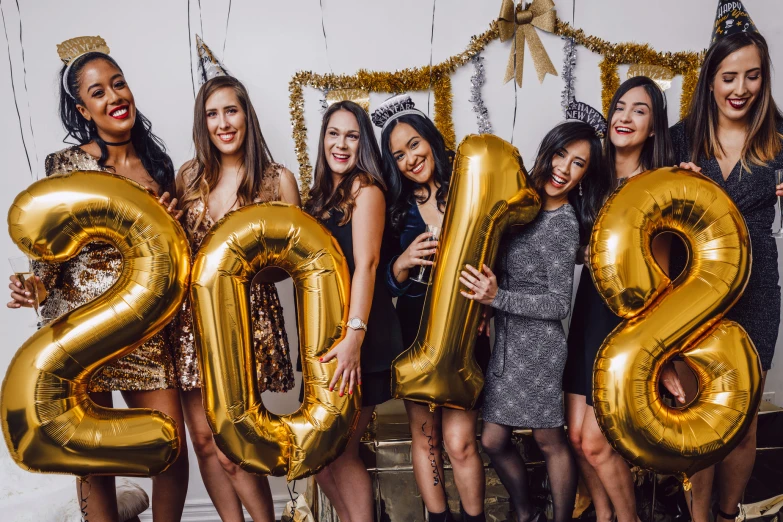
[460,121,604,522]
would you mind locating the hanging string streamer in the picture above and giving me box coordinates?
[561,37,577,116]
[319,0,333,72]
[468,54,493,134]
[222,0,232,56]
[426,0,437,116]
[1,0,35,178]
[187,0,195,97]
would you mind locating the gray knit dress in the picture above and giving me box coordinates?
[483,204,580,429]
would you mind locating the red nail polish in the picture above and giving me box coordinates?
[339,392,344,397]
[329,388,333,392]
[319,357,323,362]
[349,390,353,395]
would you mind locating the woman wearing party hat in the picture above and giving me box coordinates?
[170,36,300,522]
[7,36,189,521]
[668,3,783,521]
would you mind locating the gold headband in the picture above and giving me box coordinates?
[57,36,110,99]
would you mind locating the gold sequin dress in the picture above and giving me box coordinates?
[170,163,295,392]
[33,146,178,392]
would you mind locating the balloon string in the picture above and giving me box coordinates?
[197,0,204,39]
[0,0,33,178]
[426,0,437,116]
[287,480,298,519]
[422,420,441,487]
[319,0,333,73]
[510,37,518,145]
[79,476,91,522]
[222,0,232,57]
[187,0,195,98]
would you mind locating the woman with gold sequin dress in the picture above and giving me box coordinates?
[7,37,189,521]
[172,56,300,521]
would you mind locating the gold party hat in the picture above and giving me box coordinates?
[56,36,110,65]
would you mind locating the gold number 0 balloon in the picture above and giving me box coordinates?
[589,168,762,484]
[393,134,541,410]
[190,202,358,480]
[2,171,190,477]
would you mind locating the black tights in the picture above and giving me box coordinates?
[481,422,577,522]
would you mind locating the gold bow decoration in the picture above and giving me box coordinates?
[498,0,558,86]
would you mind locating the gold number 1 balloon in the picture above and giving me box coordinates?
[190,202,358,480]
[392,134,541,410]
[3,171,190,477]
[589,168,761,484]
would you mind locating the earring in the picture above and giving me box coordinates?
[579,181,583,197]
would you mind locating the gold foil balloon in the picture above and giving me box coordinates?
[3,171,190,477]
[392,133,541,410]
[190,202,357,480]
[589,168,761,483]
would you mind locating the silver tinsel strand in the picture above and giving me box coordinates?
[469,54,493,135]
[561,37,577,116]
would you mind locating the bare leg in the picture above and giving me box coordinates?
[77,392,119,522]
[565,393,614,522]
[123,389,189,522]
[441,407,485,516]
[580,406,640,522]
[532,427,577,522]
[180,389,244,522]
[404,400,447,513]
[212,444,274,521]
[315,407,376,522]
[481,421,534,522]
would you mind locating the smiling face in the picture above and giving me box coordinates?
[711,44,762,125]
[389,122,435,185]
[609,86,654,152]
[75,58,136,140]
[545,139,591,201]
[323,109,360,177]
[205,87,247,158]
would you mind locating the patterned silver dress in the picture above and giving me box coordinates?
[483,204,580,428]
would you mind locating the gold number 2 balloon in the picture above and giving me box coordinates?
[392,134,541,410]
[190,202,357,480]
[589,168,762,484]
[3,171,190,477]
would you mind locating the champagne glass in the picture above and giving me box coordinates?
[9,255,41,327]
[773,169,783,239]
[410,224,441,284]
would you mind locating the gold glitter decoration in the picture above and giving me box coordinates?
[627,64,675,91]
[325,88,371,112]
[497,0,558,86]
[290,17,705,198]
[554,20,705,120]
[56,35,109,65]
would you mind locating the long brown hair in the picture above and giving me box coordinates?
[304,101,386,225]
[685,31,782,171]
[605,76,674,186]
[179,76,275,230]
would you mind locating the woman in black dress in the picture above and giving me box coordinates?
[563,76,686,522]
[373,95,488,522]
[668,29,783,522]
[303,100,404,522]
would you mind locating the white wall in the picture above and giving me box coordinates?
[0,1,781,519]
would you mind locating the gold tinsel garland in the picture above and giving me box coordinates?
[290,19,704,198]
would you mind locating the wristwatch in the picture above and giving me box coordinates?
[346,317,368,332]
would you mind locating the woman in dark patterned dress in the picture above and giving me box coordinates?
[7,39,189,521]
[304,100,404,522]
[461,121,605,522]
[668,29,783,522]
[173,76,299,522]
[374,95,489,522]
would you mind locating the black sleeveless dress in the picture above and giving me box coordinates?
[323,209,405,407]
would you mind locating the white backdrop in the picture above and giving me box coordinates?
[0,1,781,520]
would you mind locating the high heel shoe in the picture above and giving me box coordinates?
[713,503,741,522]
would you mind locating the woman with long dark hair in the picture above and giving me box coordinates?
[374,95,487,522]
[7,38,189,521]
[562,76,685,522]
[172,74,300,522]
[462,121,604,522]
[668,26,783,522]
[304,100,404,522]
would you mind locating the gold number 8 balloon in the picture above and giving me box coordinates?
[2,171,191,477]
[190,202,357,480]
[589,168,762,485]
[393,134,541,410]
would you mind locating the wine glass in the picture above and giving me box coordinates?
[9,255,41,327]
[773,169,783,239]
[410,224,441,284]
